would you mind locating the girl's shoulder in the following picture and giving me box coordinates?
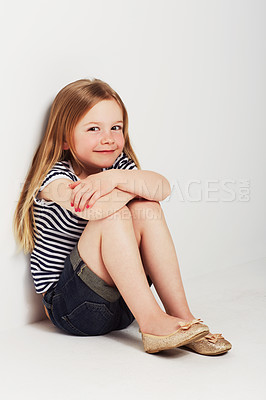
[47,159,76,175]
[39,160,78,192]
[49,160,74,174]
[33,160,78,207]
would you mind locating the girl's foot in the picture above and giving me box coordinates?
[139,313,201,336]
[181,332,232,355]
[140,318,209,354]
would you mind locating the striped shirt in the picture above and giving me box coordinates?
[31,151,138,294]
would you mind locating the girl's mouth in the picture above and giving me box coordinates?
[96,150,115,153]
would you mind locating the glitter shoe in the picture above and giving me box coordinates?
[140,319,209,354]
[181,332,232,355]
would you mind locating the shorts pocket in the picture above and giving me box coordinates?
[61,301,115,336]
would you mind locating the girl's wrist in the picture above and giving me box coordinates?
[103,168,123,189]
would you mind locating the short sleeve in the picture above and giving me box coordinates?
[104,151,138,171]
[33,161,78,206]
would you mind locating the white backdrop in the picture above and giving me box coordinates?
[1,0,265,332]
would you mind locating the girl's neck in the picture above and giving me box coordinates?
[71,159,102,179]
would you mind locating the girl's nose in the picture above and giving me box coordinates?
[101,132,115,144]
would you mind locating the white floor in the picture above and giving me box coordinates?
[1,258,265,400]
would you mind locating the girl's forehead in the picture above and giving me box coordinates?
[80,99,123,123]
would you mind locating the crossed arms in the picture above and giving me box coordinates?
[38,169,171,221]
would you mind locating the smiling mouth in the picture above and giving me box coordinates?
[96,150,115,152]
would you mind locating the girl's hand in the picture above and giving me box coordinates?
[68,170,119,212]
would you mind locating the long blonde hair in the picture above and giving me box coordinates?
[13,78,140,254]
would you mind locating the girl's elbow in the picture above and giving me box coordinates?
[160,178,171,200]
[162,182,171,200]
[155,178,171,201]
[167,183,172,198]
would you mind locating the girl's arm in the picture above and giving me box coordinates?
[115,170,171,202]
[69,169,171,210]
[38,179,137,221]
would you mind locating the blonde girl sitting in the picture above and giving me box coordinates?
[14,78,231,354]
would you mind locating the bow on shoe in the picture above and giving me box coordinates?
[178,318,204,330]
[138,318,204,334]
[204,333,224,343]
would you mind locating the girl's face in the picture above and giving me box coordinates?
[66,99,125,177]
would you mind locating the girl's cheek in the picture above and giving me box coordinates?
[87,138,99,148]
[118,136,125,149]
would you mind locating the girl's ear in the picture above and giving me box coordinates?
[63,141,70,150]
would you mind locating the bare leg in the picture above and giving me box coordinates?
[127,199,195,321]
[78,205,186,335]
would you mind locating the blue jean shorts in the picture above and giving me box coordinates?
[42,245,153,336]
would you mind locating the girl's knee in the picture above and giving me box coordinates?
[127,199,162,220]
[100,205,132,222]
[128,199,160,209]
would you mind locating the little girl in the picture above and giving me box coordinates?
[14,78,231,354]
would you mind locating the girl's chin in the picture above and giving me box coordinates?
[95,150,121,162]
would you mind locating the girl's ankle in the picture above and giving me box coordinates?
[166,311,195,321]
[139,315,182,336]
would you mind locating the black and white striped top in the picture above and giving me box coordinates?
[31,151,138,294]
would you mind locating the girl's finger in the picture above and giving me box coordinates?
[69,181,85,206]
[70,183,86,207]
[68,181,81,189]
[86,191,102,209]
[76,187,96,211]
[72,185,86,210]
[78,190,94,212]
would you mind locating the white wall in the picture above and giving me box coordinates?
[1,0,265,332]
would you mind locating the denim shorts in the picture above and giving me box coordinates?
[42,244,153,336]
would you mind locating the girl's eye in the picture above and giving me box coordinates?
[112,125,123,131]
[88,125,123,132]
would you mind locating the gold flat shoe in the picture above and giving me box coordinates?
[140,319,209,354]
[181,332,232,355]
